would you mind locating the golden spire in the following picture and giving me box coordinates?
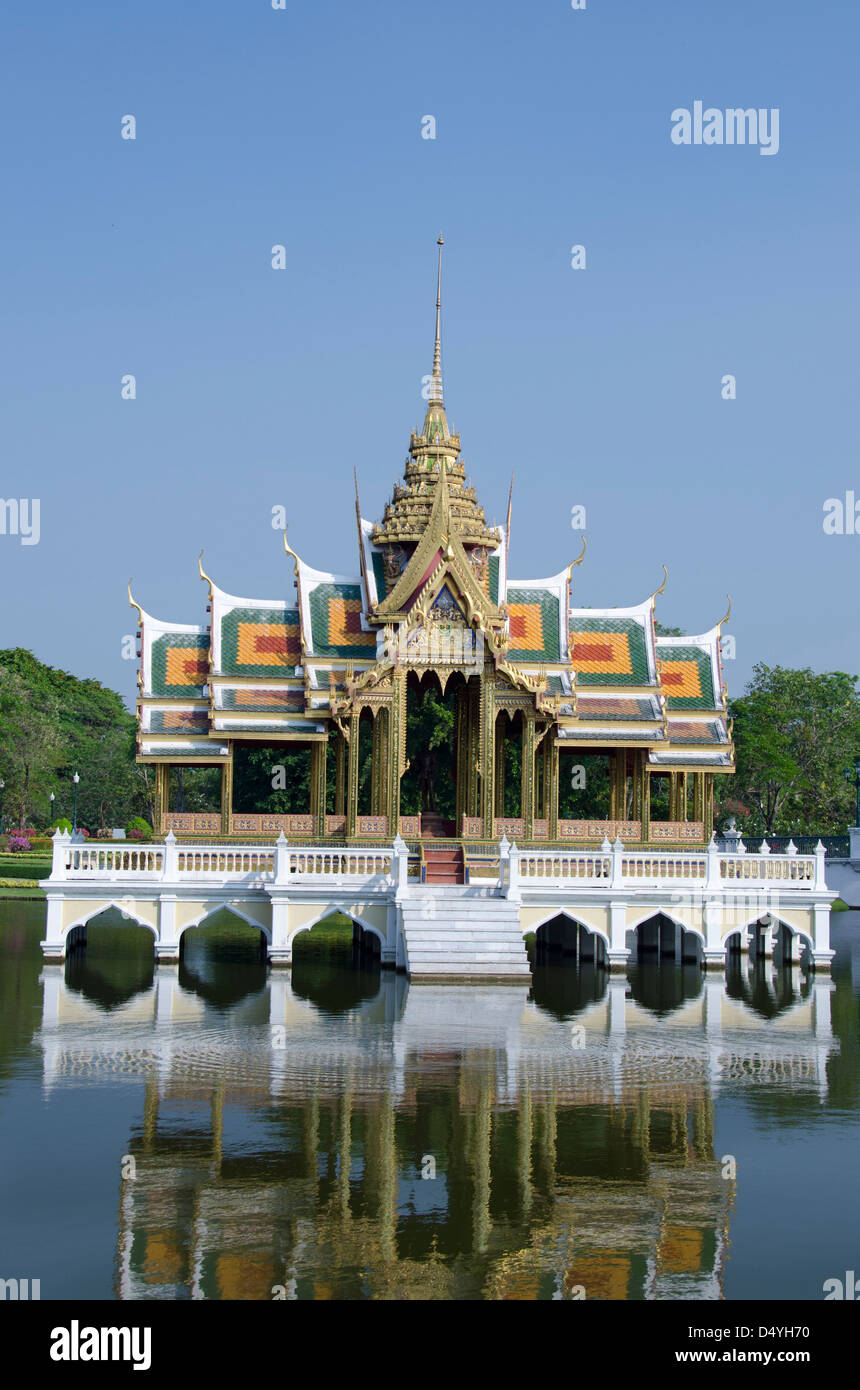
[429,234,444,405]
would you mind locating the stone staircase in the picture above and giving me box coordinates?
[399,888,531,981]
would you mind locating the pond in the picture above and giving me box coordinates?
[0,902,858,1300]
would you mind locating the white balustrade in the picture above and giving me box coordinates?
[58,842,165,879]
[286,848,393,880]
[176,847,275,880]
[500,840,819,893]
[515,851,613,884]
[47,829,821,897]
[47,830,392,887]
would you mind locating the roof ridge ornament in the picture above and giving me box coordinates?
[566,534,587,586]
[127,579,144,623]
[282,529,301,582]
[197,549,214,586]
[650,564,668,604]
[717,594,732,630]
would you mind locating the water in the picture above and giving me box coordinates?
[1,902,859,1301]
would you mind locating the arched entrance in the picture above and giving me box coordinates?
[400,669,474,835]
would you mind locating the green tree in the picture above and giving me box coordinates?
[401,681,457,817]
[721,664,860,835]
[233,745,311,814]
[0,666,62,828]
[0,648,151,830]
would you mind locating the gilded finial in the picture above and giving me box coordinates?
[127,579,143,624]
[717,594,732,629]
[650,564,668,602]
[283,528,300,580]
[567,534,587,585]
[197,544,213,583]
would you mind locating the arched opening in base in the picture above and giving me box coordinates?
[178,908,269,1006]
[62,906,156,1008]
[290,911,383,1012]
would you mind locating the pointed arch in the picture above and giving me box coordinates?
[526,908,609,948]
[288,906,386,949]
[63,901,157,940]
[626,906,703,944]
[180,903,272,943]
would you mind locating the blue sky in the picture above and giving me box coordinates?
[1,0,858,706]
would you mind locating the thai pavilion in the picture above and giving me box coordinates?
[130,242,733,851]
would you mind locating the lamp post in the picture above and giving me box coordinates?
[49,791,55,828]
[0,779,4,836]
[72,772,80,834]
[845,758,860,830]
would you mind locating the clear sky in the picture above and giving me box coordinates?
[1,0,858,707]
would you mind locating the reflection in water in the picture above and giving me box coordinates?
[30,915,841,1302]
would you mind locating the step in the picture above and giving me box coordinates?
[408,964,532,977]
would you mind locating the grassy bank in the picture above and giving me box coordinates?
[0,854,51,880]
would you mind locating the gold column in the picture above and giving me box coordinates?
[521,715,536,840]
[311,740,327,837]
[219,753,233,836]
[377,708,389,820]
[386,675,405,834]
[610,751,627,822]
[370,714,382,816]
[639,753,651,842]
[692,771,705,829]
[704,774,714,840]
[670,771,689,822]
[468,682,481,819]
[548,738,559,840]
[334,733,345,817]
[154,764,169,836]
[494,714,506,818]
[540,736,551,818]
[455,686,468,826]
[479,674,496,837]
[346,712,360,839]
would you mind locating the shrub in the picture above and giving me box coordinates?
[48,819,73,835]
[126,817,153,840]
[7,835,31,853]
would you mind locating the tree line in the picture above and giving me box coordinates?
[0,648,858,838]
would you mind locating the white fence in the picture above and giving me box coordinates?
[47,830,826,896]
[47,831,397,888]
[503,834,825,895]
